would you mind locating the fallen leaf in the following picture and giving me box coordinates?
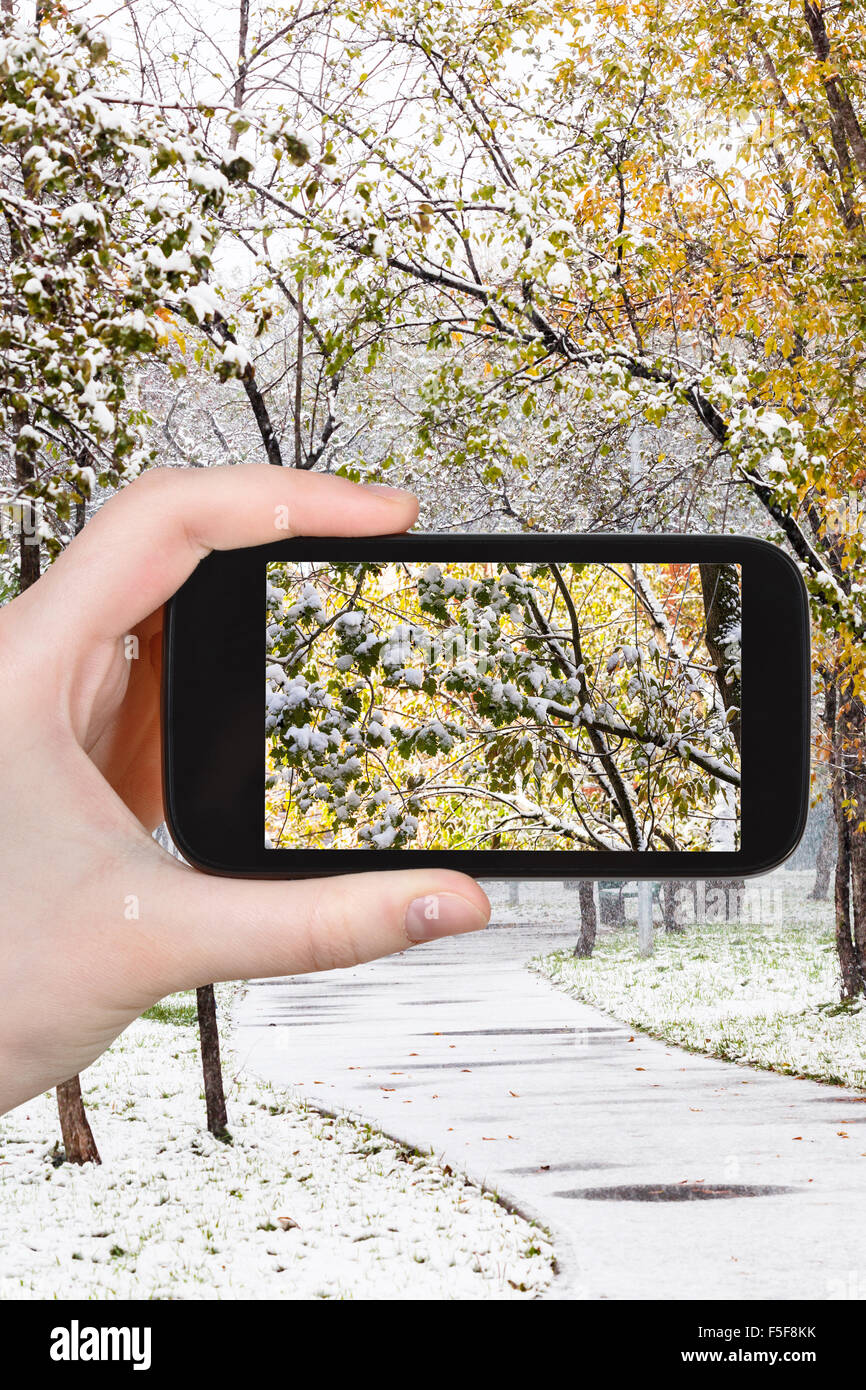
[277,1216,299,1232]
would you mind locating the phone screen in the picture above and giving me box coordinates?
[264,560,741,854]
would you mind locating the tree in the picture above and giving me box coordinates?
[810,813,836,902]
[196,987,229,1139]
[265,559,740,852]
[249,0,865,993]
[699,564,742,755]
[0,11,293,1152]
[0,14,268,521]
[572,881,598,957]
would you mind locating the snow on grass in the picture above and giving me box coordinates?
[533,901,866,1091]
[0,986,553,1300]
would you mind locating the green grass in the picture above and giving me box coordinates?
[533,917,866,1090]
[142,994,198,1027]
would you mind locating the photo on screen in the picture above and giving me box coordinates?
[265,560,741,852]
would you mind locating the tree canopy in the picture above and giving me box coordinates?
[265,558,741,851]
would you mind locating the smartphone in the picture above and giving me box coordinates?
[162,534,810,879]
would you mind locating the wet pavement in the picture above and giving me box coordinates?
[233,885,866,1299]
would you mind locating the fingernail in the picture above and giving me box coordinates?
[404,893,489,944]
[360,481,415,499]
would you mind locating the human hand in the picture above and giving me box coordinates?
[0,466,489,1116]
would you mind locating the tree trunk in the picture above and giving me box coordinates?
[810,812,836,900]
[661,880,685,932]
[598,882,625,926]
[56,1075,100,1165]
[573,880,597,957]
[705,877,745,921]
[196,985,229,1137]
[228,0,250,150]
[843,700,866,988]
[294,281,304,468]
[699,562,742,753]
[827,675,866,998]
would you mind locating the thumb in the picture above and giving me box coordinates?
[136,865,490,998]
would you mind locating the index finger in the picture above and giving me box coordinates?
[11,466,417,647]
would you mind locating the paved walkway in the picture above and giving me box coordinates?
[233,885,866,1300]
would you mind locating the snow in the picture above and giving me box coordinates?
[754,410,791,441]
[534,874,866,1090]
[188,165,229,196]
[0,985,554,1300]
[60,201,104,228]
[72,464,97,497]
[237,879,866,1301]
[287,726,329,754]
[183,283,221,323]
[220,342,252,373]
[89,400,114,434]
[545,262,571,296]
[371,825,398,848]
[371,233,389,266]
[335,610,365,630]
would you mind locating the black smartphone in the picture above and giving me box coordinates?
[162,534,810,879]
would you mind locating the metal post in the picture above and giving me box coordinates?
[637,880,654,957]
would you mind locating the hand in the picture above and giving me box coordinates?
[0,466,489,1116]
